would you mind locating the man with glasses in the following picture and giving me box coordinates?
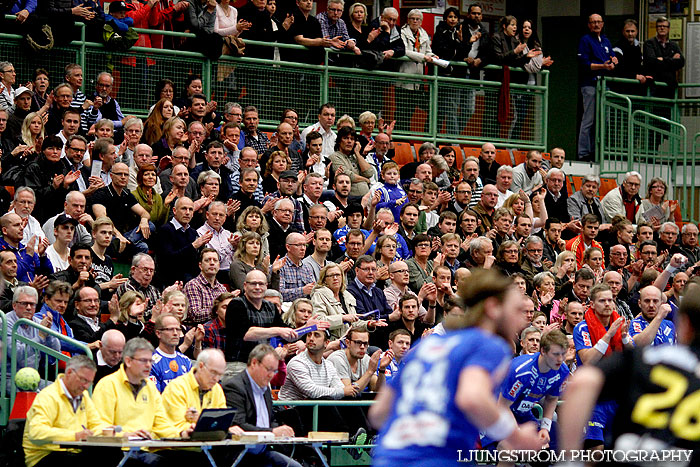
[672,223,700,268]
[92,162,153,255]
[84,72,128,136]
[222,344,300,465]
[5,286,60,388]
[69,286,118,344]
[445,181,473,216]
[93,337,189,447]
[226,270,297,375]
[520,236,548,283]
[329,328,386,395]
[279,233,316,302]
[23,355,103,467]
[470,184,498,236]
[384,260,432,321]
[577,13,617,161]
[127,144,162,194]
[544,168,577,237]
[267,198,303,261]
[150,313,192,392]
[657,221,679,257]
[347,255,392,320]
[605,244,634,299]
[116,253,161,319]
[644,16,685,99]
[230,146,265,205]
[263,170,305,232]
[601,171,642,223]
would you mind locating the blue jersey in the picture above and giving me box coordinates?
[629,317,676,346]
[375,183,408,225]
[333,226,374,254]
[373,328,512,467]
[380,353,405,386]
[149,348,192,392]
[572,320,595,367]
[500,353,569,423]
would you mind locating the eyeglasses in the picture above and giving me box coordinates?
[246,281,267,288]
[77,298,100,303]
[276,208,294,213]
[326,273,342,278]
[408,189,423,195]
[158,327,181,333]
[130,357,152,365]
[350,340,369,347]
[390,269,409,274]
[202,364,225,378]
[359,267,377,272]
[111,172,129,177]
[15,301,37,308]
[68,146,86,152]
[416,243,431,248]
[137,266,155,273]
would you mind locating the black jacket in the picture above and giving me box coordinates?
[23,154,76,223]
[643,36,685,92]
[223,370,279,432]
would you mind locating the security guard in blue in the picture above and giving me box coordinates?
[368,269,544,467]
[482,330,570,457]
[629,285,677,347]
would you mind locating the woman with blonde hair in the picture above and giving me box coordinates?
[551,250,577,289]
[234,206,270,259]
[114,290,146,341]
[310,264,359,340]
[152,116,187,163]
[20,111,45,149]
[636,177,673,228]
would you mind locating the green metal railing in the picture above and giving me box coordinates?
[1,17,548,150]
[273,399,375,465]
[9,318,93,414]
[596,76,700,221]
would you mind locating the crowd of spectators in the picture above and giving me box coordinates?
[0,3,691,466]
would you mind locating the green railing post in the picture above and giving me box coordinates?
[202,58,212,100]
[321,49,329,105]
[78,22,86,93]
[0,311,7,426]
[429,66,438,144]
[10,318,93,412]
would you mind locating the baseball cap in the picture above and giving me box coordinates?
[109,1,127,13]
[14,86,32,99]
[54,214,79,227]
[280,170,298,180]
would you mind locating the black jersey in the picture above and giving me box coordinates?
[596,344,699,465]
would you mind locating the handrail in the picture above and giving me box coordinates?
[273,399,374,432]
[10,318,93,412]
[598,90,633,167]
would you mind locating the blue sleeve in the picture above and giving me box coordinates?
[573,322,591,351]
[464,335,509,376]
[577,35,593,68]
[396,235,410,259]
[628,318,644,338]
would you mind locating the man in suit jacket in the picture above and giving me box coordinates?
[154,197,211,287]
[68,286,118,344]
[346,255,392,320]
[222,344,301,467]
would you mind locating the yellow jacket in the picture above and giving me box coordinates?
[92,365,179,439]
[23,376,105,467]
[161,368,226,433]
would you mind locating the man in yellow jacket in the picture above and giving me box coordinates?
[23,355,106,467]
[161,348,234,434]
[92,337,194,464]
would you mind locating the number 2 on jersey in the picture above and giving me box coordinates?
[630,365,700,441]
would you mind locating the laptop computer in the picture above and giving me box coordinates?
[163,408,237,441]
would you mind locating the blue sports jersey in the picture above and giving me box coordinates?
[500,352,569,423]
[149,348,192,392]
[333,227,374,254]
[380,353,406,386]
[373,328,512,467]
[572,321,595,367]
[628,317,676,346]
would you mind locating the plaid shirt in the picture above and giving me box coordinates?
[263,191,305,232]
[183,274,228,325]
[279,255,315,302]
[116,277,161,321]
[244,129,271,156]
[317,13,352,43]
[202,318,226,351]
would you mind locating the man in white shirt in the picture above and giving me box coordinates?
[11,187,46,246]
[495,165,515,208]
[301,104,337,158]
[196,202,234,283]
